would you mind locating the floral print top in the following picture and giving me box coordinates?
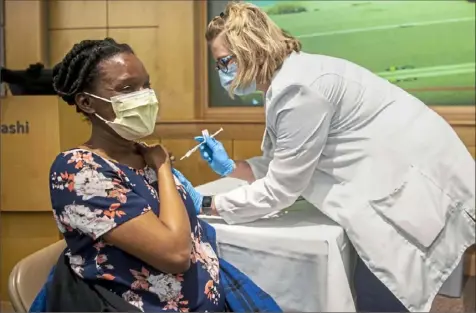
[49,149,225,312]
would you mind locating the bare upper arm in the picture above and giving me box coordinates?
[50,150,191,273]
[103,210,191,273]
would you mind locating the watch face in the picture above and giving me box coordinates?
[202,196,212,209]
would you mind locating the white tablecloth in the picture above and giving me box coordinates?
[196,178,357,312]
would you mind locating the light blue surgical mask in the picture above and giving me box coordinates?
[218,62,257,96]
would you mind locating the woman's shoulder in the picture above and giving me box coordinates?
[51,149,103,174]
[49,148,128,181]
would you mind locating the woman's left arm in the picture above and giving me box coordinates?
[213,83,334,224]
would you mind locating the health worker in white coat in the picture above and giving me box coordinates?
[195,2,475,312]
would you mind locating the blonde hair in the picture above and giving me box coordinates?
[206,1,301,97]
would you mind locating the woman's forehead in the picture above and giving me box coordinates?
[97,53,148,84]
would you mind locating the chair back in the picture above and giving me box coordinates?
[8,240,66,312]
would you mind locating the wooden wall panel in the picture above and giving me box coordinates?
[0,212,60,300]
[468,146,476,158]
[48,0,107,29]
[161,139,233,186]
[49,29,108,65]
[152,122,266,141]
[466,245,476,276]
[1,301,13,312]
[142,138,161,146]
[154,1,196,121]
[4,0,47,68]
[0,97,60,212]
[107,0,160,27]
[232,140,262,160]
[108,28,160,92]
[47,0,196,121]
[58,99,91,151]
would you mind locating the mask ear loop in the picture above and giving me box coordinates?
[82,92,114,122]
[83,92,111,103]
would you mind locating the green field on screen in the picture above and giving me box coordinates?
[241,0,476,106]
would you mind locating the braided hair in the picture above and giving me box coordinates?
[52,38,134,112]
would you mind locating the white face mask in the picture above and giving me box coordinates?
[85,89,159,141]
[218,62,257,96]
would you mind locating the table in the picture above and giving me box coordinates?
[196,178,357,312]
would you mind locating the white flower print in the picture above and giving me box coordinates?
[52,175,63,190]
[200,242,220,283]
[146,184,158,199]
[191,225,220,283]
[144,167,157,184]
[53,210,66,233]
[64,150,101,169]
[122,290,144,312]
[147,273,182,302]
[74,167,115,200]
[173,174,183,186]
[67,253,85,277]
[50,172,72,191]
[60,203,116,238]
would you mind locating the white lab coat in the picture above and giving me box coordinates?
[214,52,476,311]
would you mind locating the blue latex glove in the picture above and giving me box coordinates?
[172,168,202,215]
[194,135,235,177]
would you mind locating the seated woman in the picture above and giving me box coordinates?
[44,38,280,312]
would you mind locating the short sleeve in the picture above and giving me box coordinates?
[50,150,152,240]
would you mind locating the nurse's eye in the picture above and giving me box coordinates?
[216,55,234,73]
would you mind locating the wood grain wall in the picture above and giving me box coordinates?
[1,0,475,302]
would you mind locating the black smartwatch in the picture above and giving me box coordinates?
[201,196,214,215]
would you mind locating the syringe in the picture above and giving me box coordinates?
[179,128,224,161]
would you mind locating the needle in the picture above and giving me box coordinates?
[179,128,224,160]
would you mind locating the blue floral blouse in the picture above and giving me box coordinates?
[49,149,225,312]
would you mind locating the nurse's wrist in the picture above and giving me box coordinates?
[221,159,237,177]
[211,196,218,215]
[227,160,255,183]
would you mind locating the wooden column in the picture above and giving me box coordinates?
[0,0,56,302]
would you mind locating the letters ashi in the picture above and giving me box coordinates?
[0,121,29,134]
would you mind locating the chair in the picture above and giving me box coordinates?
[8,240,66,312]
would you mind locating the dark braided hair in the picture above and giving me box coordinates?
[52,38,134,112]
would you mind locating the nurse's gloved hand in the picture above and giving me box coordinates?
[172,168,202,215]
[194,135,235,177]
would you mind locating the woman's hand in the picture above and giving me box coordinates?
[137,143,170,170]
[169,152,176,166]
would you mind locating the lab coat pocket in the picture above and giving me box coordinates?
[369,165,450,249]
